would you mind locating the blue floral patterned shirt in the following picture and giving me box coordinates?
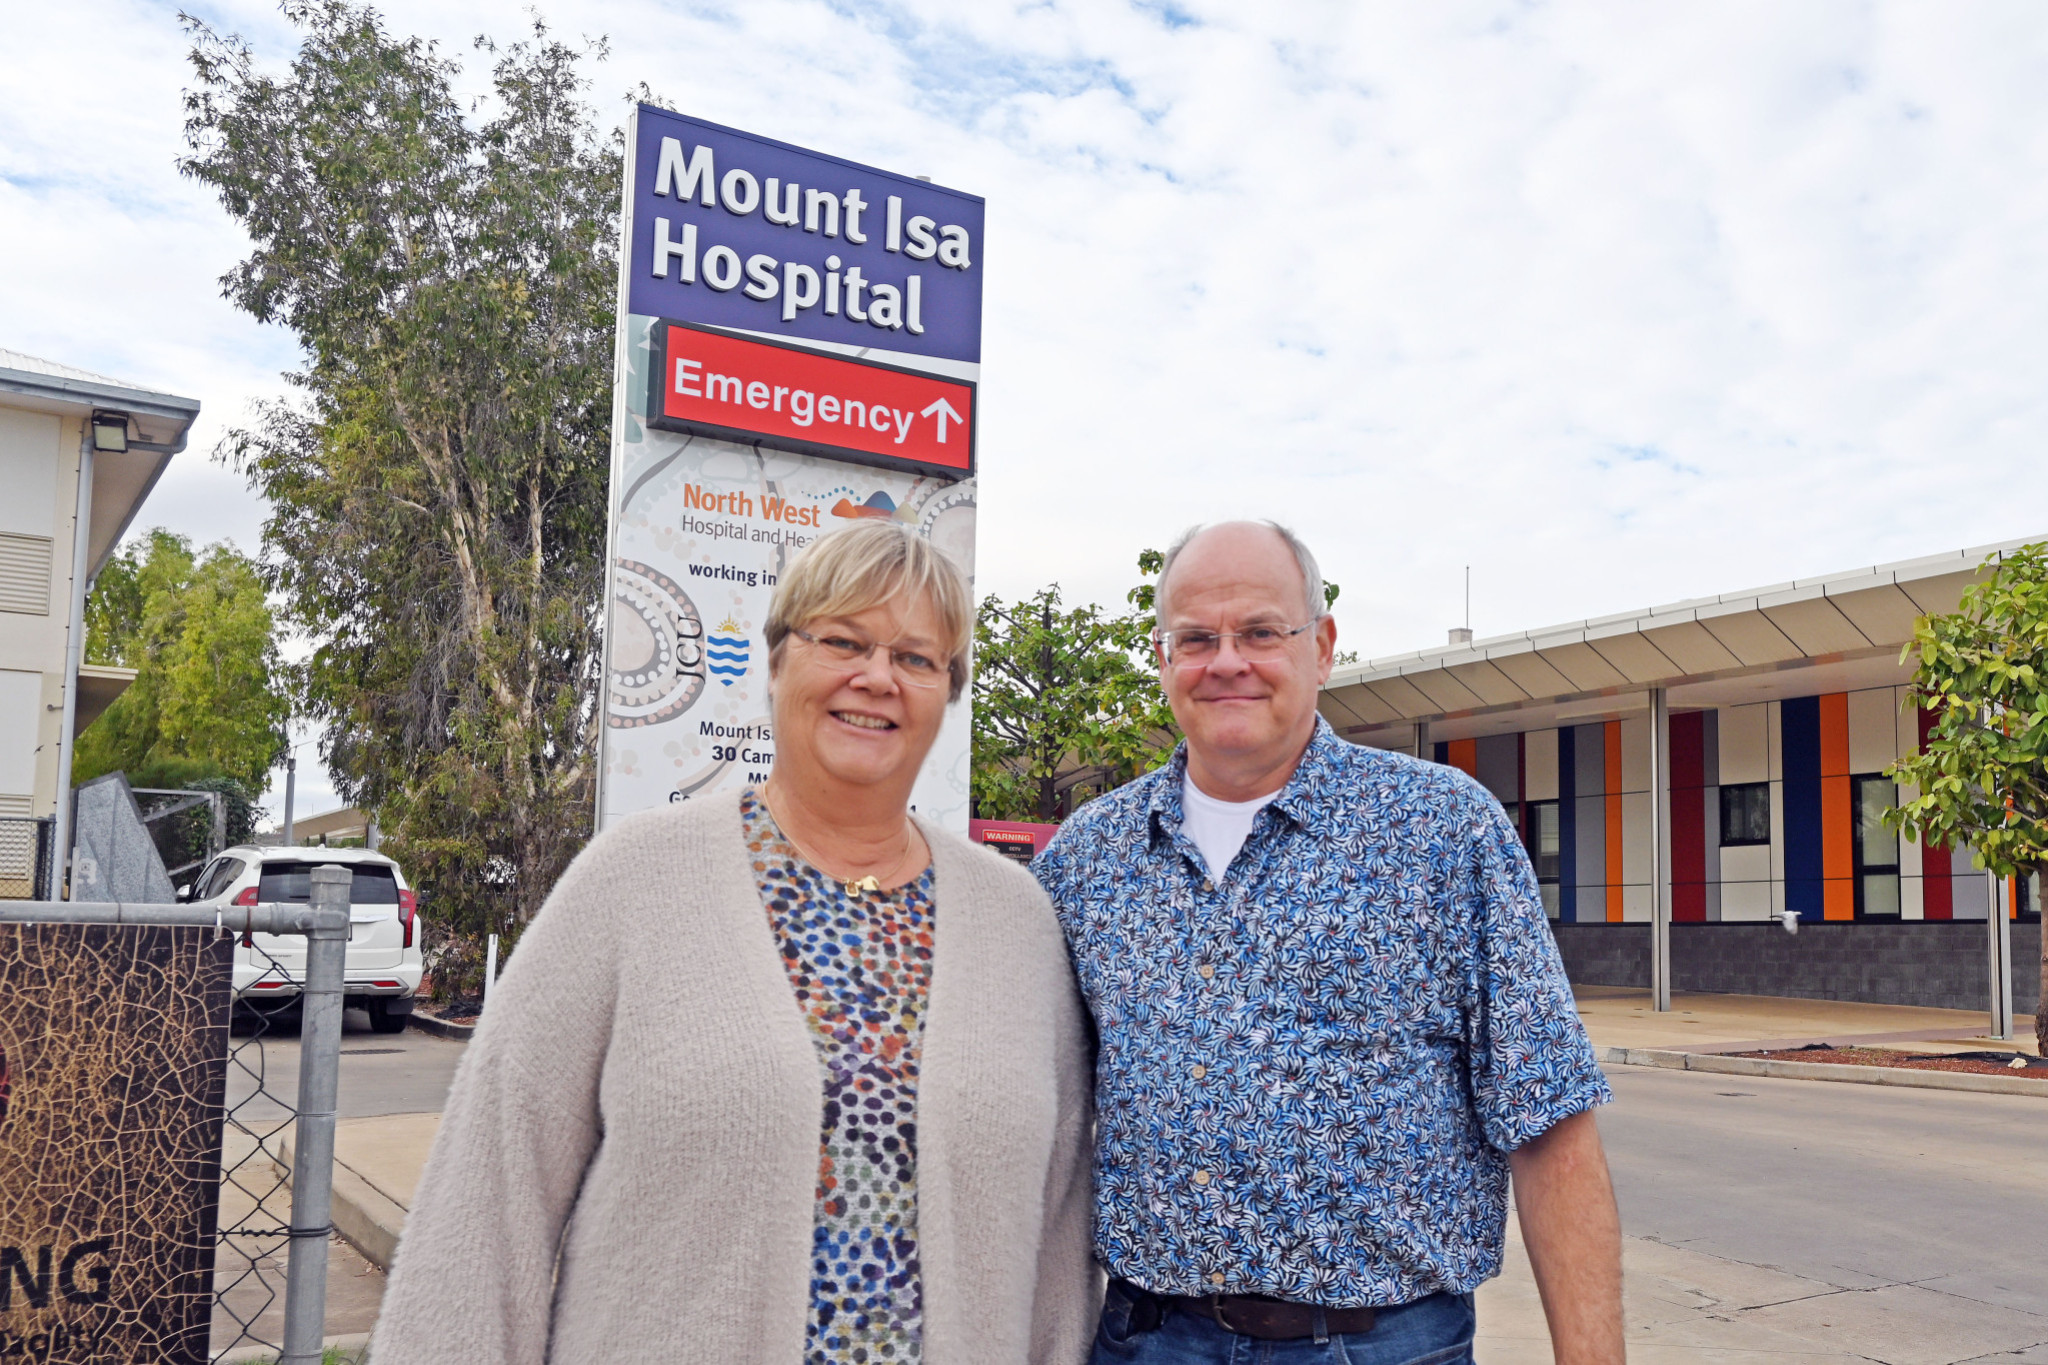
[1033,719,1610,1307]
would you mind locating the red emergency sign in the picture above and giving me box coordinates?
[648,320,976,478]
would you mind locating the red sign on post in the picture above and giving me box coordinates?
[648,321,976,478]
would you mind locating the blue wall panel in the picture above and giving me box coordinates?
[1781,696,1823,921]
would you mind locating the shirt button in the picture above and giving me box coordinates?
[1193,1169,1212,1185]
[1198,964,1215,979]
[1190,1064,1207,1079]
[1210,1272,1227,1285]
[1202,880,1214,892]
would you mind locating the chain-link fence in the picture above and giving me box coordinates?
[0,816,55,901]
[0,869,351,1365]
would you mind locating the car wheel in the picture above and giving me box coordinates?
[367,999,409,1034]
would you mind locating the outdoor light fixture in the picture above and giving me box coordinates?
[91,411,129,453]
[1778,909,1800,935]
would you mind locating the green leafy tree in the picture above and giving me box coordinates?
[972,582,1177,823]
[75,528,289,793]
[974,545,1347,824]
[1127,545,1344,619]
[1884,542,2048,1052]
[180,4,616,989]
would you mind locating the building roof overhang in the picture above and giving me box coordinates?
[1319,536,2044,746]
[73,665,138,737]
[0,349,203,578]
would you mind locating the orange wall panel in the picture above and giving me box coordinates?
[1446,738,1478,779]
[1822,769,1853,920]
[1819,692,1850,777]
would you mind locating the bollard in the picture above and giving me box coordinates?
[280,864,351,1364]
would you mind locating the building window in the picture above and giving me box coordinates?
[1720,782,1770,846]
[1522,799,1562,918]
[1853,774,1902,920]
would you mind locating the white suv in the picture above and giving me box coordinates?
[183,846,425,1034]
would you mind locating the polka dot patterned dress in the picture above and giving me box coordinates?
[744,790,935,1365]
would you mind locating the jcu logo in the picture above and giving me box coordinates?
[707,618,751,686]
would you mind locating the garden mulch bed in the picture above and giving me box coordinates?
[1732,1043,2048,1077]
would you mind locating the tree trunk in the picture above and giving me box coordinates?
[2037,938,2046,1056]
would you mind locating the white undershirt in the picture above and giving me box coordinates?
[1180,773,1282,881]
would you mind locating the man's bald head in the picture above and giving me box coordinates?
[1154,520,1325,628]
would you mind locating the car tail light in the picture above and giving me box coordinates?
[234,886,257,946]
[398,889,417,949]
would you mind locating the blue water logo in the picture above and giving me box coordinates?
[707,617,751,686]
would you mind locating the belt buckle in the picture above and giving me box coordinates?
[1206,1294,1238,1334]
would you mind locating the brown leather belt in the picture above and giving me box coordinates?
[1118,1281,1378,1341]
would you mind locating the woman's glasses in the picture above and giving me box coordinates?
[790,628,950,688]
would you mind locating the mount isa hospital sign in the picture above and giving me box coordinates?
[596,107,983,831]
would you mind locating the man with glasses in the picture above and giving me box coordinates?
[1033,521,1622,1365]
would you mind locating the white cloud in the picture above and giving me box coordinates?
[9,0,2048,804]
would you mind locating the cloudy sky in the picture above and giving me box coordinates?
[7,0,2048,818]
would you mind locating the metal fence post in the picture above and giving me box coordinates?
[1649,686,1672,1012]
[281,864,350,1364]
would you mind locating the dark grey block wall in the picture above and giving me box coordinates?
[1552,921,2042,1015]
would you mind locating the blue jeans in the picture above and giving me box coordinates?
[1089,1280,1476,1365]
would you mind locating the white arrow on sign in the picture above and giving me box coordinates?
[921,397,963,443]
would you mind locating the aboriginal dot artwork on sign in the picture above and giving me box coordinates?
[607,558,708,728]
[744,791,933,1365]
[0,924,231,1364]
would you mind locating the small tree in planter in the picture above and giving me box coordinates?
[1885,542,2048,1053]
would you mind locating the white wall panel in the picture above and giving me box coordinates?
[1892,685,1917,766]
[1719,703,1769,784]
[0,410,60,540]
[1524,729,1559,802]
[1621,883,1651,922]
[1951,869,1989,920]
[1719,875,1773,921]
[0,669,41,795]
[1769,778,1785,881]
[1619,715,1650,794]
[1721,844,1771,884]
[1847,687,1900,774]
[1621,791,1651,887]
[1901,874,1925,920]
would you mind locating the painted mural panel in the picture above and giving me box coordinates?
[0,925,229,1363]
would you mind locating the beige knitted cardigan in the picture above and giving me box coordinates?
[371,792,1098,1365]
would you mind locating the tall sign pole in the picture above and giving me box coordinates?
[596,109,983,833]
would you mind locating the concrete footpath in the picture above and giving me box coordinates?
[1575,986,2048,1098]
[291,993,2042,1357]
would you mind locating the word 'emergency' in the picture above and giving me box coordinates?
[674,359,964,446]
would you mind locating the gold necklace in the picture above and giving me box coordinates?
[764,790,914,896]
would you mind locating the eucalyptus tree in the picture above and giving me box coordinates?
[182,1,617,959]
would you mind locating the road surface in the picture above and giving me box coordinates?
[1481,1063,2048,1364]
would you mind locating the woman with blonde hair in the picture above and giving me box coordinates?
[374,519,1097,1364]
